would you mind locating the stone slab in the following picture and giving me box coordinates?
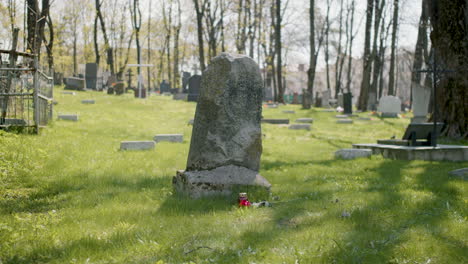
[289,124,311,131]
[173,165,271,198]
[283,110,295,114]
[81,99,95,104]
[173,93,188,101]
[337,119,353,124]
[61,91,76,95]
[353,144,468,162]
[449,168,468,181]
[58,114,78,121]
[335,115,349,119]
[153,134,183,143]
[335,148,372,160]
[358,117,372,121]
[262,118,290,124]
[296,118,314,123]
[120,141,155,151]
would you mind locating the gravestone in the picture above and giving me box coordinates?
[54,72,63,85]
[174,53,271,198]
[283,110,295,114]
[335,149,372,160]
[85,63,99,90]
[160,80,171,94]
[411,84,431,123]
[322,90,331,108]
[314,92,322,107]
[289,124,311,131]
[187,75,201,102]
[296,118,313,123]
[335,115,349,119]
[64,77,85,91]
[264,85,274,101]
[61,91,76,95]
[302,89,311,109]
[173,93,188,101]
[114,82,125,95]
[182,72,191,93]
[292,93,300,104]
[262,118,289,124]
[337,93,344,107]
[343,92,353,114]
[81,99,95,104]
[154,134,183,143]
[120,141,155,151]
[58,114,78,121]
[337,119,353,124]
[378,96,401,117]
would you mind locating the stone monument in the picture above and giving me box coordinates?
[173,53,271,198]
[378,96,401,117]
[411,84,431,123]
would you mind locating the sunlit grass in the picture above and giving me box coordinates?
[0,87,466,263]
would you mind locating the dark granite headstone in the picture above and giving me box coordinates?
[160,80,171,94]
[64,77,85,91]
[54,72,63,85]
[187,75,201,102]
[344,92,353,114]
[85,63,99,90]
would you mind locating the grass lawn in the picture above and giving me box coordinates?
[0,87,466,264]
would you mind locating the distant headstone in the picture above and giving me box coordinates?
[337,119,353,124]
[302,89,311,109]
[187,75,201,102]
[174,53,270,198]
[81,99,95,104]
[153,134,183,143]
[54,72,63,85]
[120,141,155,151]
[411,84,431,123]
[292,93,300,104]
[289,124,311,131]
[358,117,372,121]
[85,63,99,90]
[335,149,372,160]
[337,93,344,107]
[296,118,313,123]
[322,90,331,108]
[343,92,353,114]
[378,96,401,117]
[114,82,125,95]
[160,80,171,94]
[335,115,349,119]
[173,93,188,101]
[262,119,289,124]
[314,92,322,107]
[61,91,76,95]
[283,110,295,114]
[64,77,85,91]
[58,114,79,121]
[266,103,278,108]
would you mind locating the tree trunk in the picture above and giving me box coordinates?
[357,0,374,110]
[305,0,316,109]
[388,0,399,96]
[428,0,468,139]
[275,0,284,103]
[193,0,206,71]
[94,14,100,65]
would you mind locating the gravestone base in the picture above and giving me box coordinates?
[173,93,188,101]
[296,118,313,123]
[381,112,399,118]
[173,165,271,199]
[120,141,155,151]
[335,149,372,160]
[154,134,183,143]
[262,119,289,124]
[353,144,468,161]
[81,99,95,104]
[289,124,311,131]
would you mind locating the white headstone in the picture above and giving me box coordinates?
[378,96,401,117]
[411,84,431,123]
[120,141,155,150]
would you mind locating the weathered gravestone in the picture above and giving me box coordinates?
[289,124,311,131]
[85,63,99,90]
[81,99,95,104]
[174,53,271,198]
[154,134,183,143]
[411,84,431,123]
[160,80,171,94]
[187,75,201,102]
[58,114,79,121]
[322,90,331,108]
[296,118,313,123]
[54,72,63,85]
[292,93,300,104]
[378,96,401,117]
[64,77,85,91]
[120,141,155,151]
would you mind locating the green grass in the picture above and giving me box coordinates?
[0,87,466,264]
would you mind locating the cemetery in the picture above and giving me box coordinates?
[0,0,467,263]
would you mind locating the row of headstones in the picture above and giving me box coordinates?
[56,92,97,121]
